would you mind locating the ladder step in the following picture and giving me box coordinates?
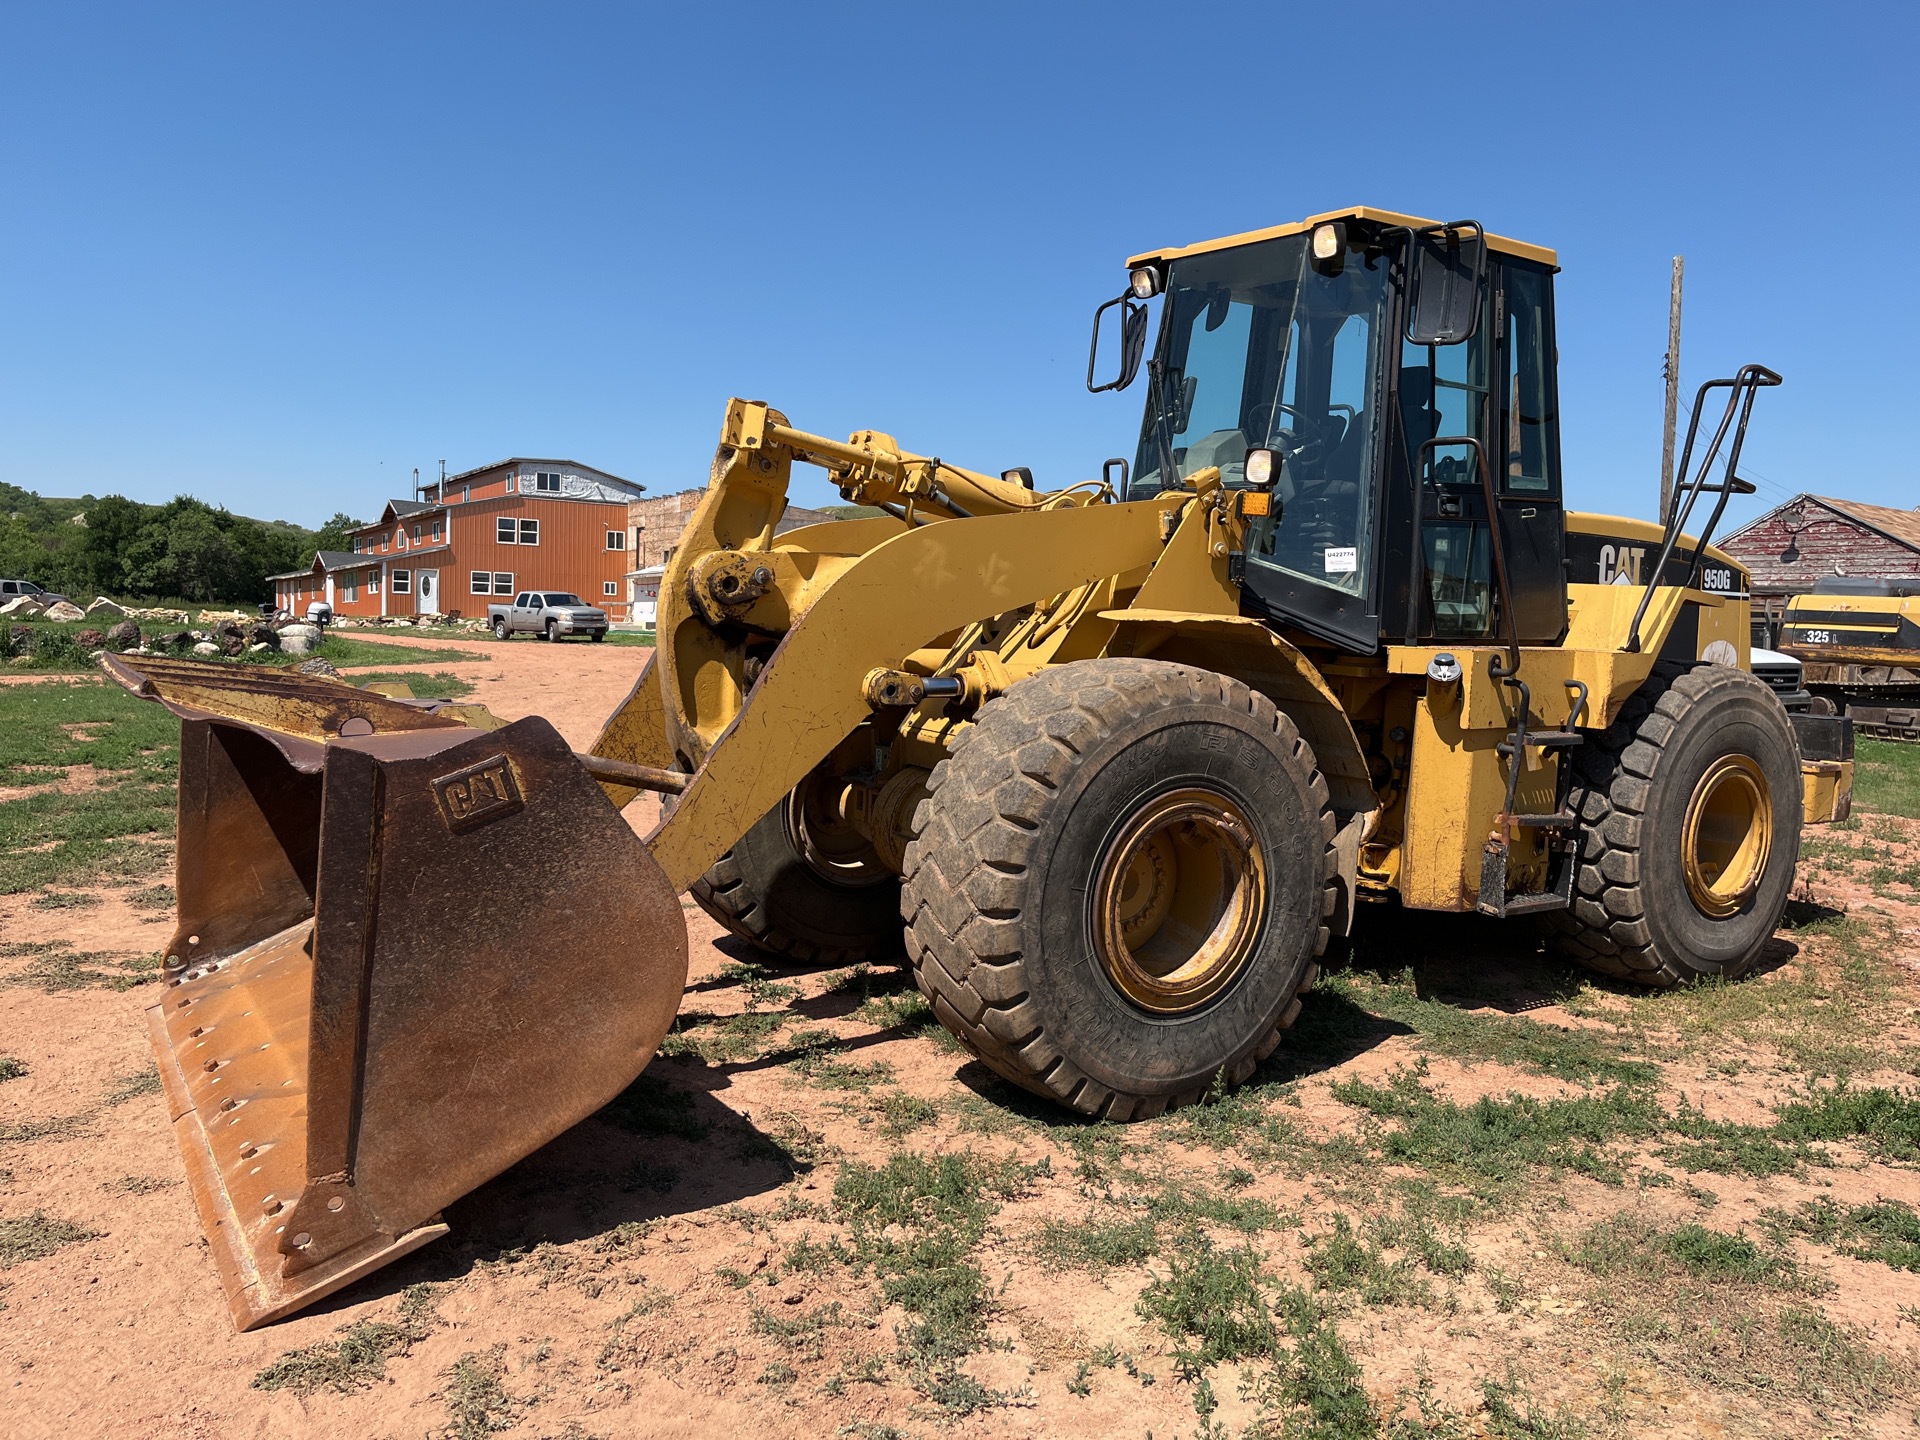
[1497,730,1584,755]
[1511,813,1578,829]
[1500,890,1573,916]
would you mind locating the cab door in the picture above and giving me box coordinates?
[1489,261,1567,644]
[1398,258,1567,646]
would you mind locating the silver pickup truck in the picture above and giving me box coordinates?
[487,591,609,643]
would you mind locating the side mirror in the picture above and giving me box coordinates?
[1087,292,1150,394]
[1407,222,1486,346]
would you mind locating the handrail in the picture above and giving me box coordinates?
[1624,364,1781,653]
[1418,434,1520,678]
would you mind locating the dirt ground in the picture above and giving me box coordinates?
[6,635,1920,1438]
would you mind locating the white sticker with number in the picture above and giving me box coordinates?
[1324,546,1358,575]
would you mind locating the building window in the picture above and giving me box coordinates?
[603,581,618,596]
[413,524,422,542]
[461,485,470,502]
[392,569,411,595]
[350,536,360,554]
[432,520,443,541]
[497,516,515,544]
[367,570,380,594]
[535,471,562,492]
[606,530,626,551]
[493,572,513,596]
[471,570,492,595]
[519,518,539,545]
[342,579,358,602]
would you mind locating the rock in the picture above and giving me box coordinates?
[6,626,30,656]
[294,657,342,678]
[84,597,128,620]
[222,636,245,657]
[10,654,33,667]
[247,642,272,653]
[43,600,85,622]
[104,619,142,651]
[0,595,46,618]
[247,624,279,649]
[278,629,313,657]
[162,631,194,652]
[75,628,107,650]
[192,641,221,657]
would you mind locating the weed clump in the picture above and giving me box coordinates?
[1772,1196,1920,1272]
[0,1211,97,1268]
[252,1284,444,1395]
[833,1149,1042,1409]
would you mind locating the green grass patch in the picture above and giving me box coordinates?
[346,669,476,699]
[0,1211,97,1268]
[1331,1063,1658,1195]
[1564,1214,1905,1411]
[1031,1208,1160,1272]
[0,681,178,894]
[1772,1197,1920,1272]
[833,1149,1043,1403]
[1774,1085,1920,1163]
[311,635,482,667]
[1137,1234,1280,1370]
[658,1008,786,1063]
[0,1056,23,1083]
[1318,969,1655,1085]
[252,1284,443,1395]
[1854,737,1920,818]
[1,940,163,992]
[440,1346,518,1439]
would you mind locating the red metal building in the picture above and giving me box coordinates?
[270,459,645,620]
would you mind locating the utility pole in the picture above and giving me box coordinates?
[1659,256,1684,522]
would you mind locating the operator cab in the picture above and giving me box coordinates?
[1107,207,1568,654]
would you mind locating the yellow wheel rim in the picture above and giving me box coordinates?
[1681,754,1773,918]
[1092,787,1266,1014]
[785,772,890,888]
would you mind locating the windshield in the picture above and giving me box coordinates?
[544,593,586,607]
[1131,232,1393,598]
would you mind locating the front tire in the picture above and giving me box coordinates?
[545,620,558,643]
[901,658,1336,1120]
[690,772,905,967]
[493,618,509,640]
[1546,663,1802,986]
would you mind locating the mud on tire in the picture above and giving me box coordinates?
[1545,662,1802,986]
[899,657,1338,1120]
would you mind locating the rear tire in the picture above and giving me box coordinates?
[690,775,905,967]
[900,658,1336,1120]
[1545,663,1801,986]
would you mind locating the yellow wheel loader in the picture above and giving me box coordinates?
[107,205,1854,1330]
[1778,578,1920,740]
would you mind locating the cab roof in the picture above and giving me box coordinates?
[1127,206,1558,271]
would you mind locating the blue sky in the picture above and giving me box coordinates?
[3,3,1914,530]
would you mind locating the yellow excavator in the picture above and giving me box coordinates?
[107,206,1853,1330]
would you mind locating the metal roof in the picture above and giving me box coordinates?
[439,458,645,493]
[1127,205,1558,271]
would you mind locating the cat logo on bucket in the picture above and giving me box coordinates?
[432,755,526,834]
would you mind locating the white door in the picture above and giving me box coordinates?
[414,570,438,616]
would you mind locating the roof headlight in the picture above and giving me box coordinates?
[1128,266,1163,300]
[1244,447,1278,489]
[1310,222,1347,275]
